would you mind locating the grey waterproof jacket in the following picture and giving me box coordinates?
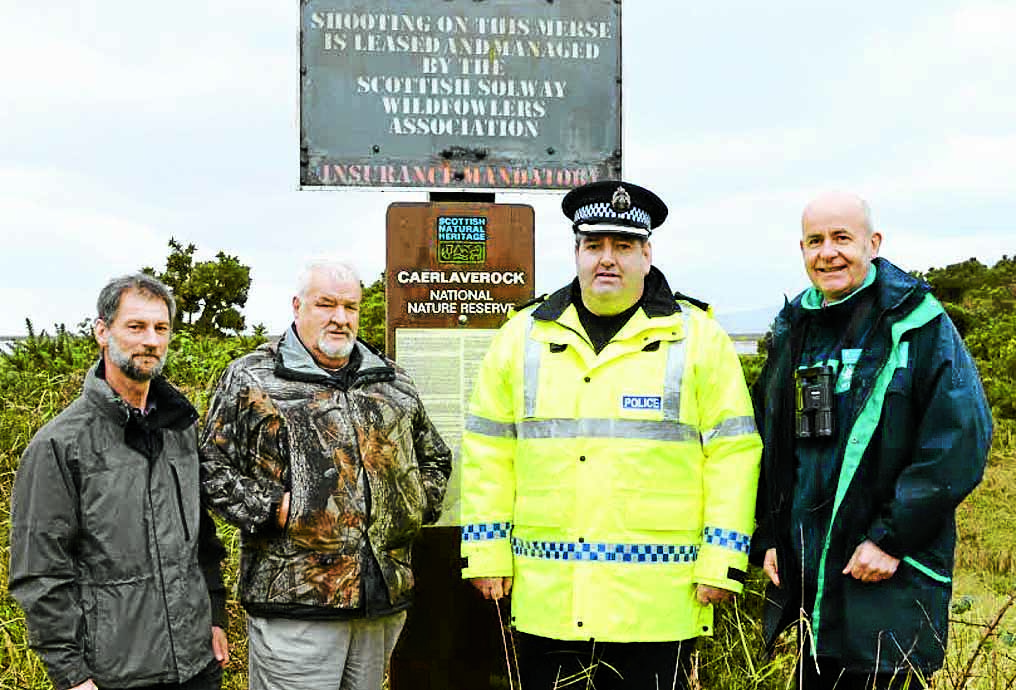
[8,365,226,690]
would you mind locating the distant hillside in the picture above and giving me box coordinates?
[715,304,781,336]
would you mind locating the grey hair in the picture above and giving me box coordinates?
[96,273,177,325]
[296,259,362,297]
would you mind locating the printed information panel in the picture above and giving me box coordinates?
[300,0,622,189]
[386,201,534,526]
[394,328,497,526]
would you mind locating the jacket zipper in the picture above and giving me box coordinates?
[149,458,180,676]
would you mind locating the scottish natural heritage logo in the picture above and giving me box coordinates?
[437,215,487,263]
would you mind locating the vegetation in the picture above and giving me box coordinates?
[2,256,1015,688]
[142,238,253,336]
[917,256,1016,421]
[360,273,386,350]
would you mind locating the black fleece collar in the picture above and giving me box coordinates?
[89,359,198,431]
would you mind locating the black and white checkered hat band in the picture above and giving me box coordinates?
[573,202,652,229]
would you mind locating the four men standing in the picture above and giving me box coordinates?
[7,188,993,690]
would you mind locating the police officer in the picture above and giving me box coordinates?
[459,181,762,689]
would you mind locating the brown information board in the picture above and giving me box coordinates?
[385,201,535,348]
[386,201,533,689]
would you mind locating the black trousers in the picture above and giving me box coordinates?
[516,632,694,690]
[798,655,918,690]
[106,659,223,690]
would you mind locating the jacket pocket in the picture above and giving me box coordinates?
[384,466,426,547]
[841,559,950,671]
[88,578,173,683]
[620,489,700,532]
[514,491,563,529]
[169,464,191,542]
[881,365,914,452]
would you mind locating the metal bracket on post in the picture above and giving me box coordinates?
[428,191,495,203]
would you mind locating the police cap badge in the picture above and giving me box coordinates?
[561,180,668,238]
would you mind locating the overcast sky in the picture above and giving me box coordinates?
[2,1,1014,337]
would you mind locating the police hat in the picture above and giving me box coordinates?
[561,180,668,238]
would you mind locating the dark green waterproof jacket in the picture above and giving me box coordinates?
[8,364,226,690]
[750,258,992,673]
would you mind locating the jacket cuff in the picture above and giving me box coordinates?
[747,530,773,567]
[250,482,286,534]
[461,539,514,579]
[49,660,92,690]
[209,591,228,629]
[866,522,905,560]
[694,545,749,594]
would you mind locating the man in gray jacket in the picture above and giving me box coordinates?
[200,258,451,690]
[9,274,229,690]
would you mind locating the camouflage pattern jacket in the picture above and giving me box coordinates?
[199,328,451,616]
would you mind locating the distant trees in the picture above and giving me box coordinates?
[748,255,1016,422]
[143,239,251,336]
[359,273,385,350]
[917,256,1016,420]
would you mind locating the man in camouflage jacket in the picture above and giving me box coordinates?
[199,259,451,690]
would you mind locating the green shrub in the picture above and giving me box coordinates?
[2,327,1015,689]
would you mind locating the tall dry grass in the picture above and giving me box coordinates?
[2,336,1014,689]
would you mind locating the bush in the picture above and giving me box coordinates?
[3,325,1015,689]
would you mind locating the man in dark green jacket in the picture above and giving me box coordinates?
[9,274,228,690]
[751,192,992,689]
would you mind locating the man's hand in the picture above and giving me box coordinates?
[470,577,513,600]
[276,492,290,528]
[212,625,230,667]
[696,585,734,605]
[763,548,780,587]
[842,539,899,583]
[68,680,98,690]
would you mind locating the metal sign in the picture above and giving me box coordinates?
[300,0,622,190]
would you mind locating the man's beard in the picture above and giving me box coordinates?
[318,330,355,360]
[107,336,166,382]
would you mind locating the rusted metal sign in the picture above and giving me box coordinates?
[300,0,622,190]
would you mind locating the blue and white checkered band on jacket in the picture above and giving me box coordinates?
[573,202,652,230]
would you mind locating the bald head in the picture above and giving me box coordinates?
[801,191,873,238]
[799,191,882,303]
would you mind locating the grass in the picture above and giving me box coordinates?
[2,335,1015,689]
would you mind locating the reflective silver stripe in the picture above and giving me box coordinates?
[465,414,517,439]
[523,317,541,418]
[661,311,690,422]
[519,418,700,442]
[702,416,758,444]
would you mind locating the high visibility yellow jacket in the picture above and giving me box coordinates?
[460,271,762,642]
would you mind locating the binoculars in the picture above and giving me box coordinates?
[795,364,835,438]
